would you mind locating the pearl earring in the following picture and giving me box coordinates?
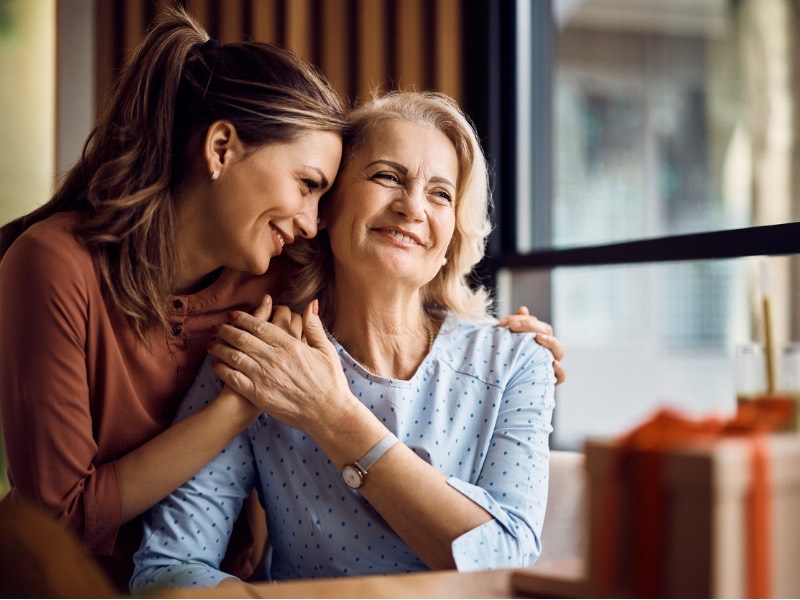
[442,257,448,266]
[210,170,220,181]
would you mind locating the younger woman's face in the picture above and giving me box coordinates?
[208,130,342,276]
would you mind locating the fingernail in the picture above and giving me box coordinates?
[211,324,220,334]
[228,311,239,321]
[265,295,272,303]
[312,299,319,316]
[207,341,216,351]
[539,334,549,341]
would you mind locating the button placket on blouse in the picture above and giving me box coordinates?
[168,297,188,345]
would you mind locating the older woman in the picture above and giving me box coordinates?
[131,92,556,591]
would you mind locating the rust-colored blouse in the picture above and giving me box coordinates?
[0,212,279,588]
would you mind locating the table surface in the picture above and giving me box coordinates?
[165,557,587,599]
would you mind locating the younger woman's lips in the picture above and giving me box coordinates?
[269,226,284,255]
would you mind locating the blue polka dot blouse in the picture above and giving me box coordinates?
[130,312,555,593]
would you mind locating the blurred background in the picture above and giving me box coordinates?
[1,0,800,496]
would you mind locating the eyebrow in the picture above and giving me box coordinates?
[305,165,330,190]
[365,159,455,189]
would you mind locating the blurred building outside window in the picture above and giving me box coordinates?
[530,0,800,448]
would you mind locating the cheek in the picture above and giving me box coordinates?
[438,215,457,249]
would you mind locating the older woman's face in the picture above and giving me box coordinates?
[324,119,458,288]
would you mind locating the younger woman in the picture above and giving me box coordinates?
[0,9,346,587]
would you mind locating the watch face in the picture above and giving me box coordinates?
[342,465,363,489]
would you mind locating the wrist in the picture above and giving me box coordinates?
[307,395,387,469]
[214,386,262,426]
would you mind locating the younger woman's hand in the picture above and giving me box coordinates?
[498,306,566,385]
[206,299,357,438]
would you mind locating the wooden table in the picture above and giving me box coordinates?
[166,557,586,599]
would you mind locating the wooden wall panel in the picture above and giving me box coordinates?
[123,0,146,55]
[395,0,424,90]
[94,0,463,114]
[94,0,116,113]
[320,0,352,99]
[218,0,244,43]
[250,0,279,44]
[285,0,312,62]
[357,0,387,100]
[434,0,462,101]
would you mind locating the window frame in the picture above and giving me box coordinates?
[463,0,800,290]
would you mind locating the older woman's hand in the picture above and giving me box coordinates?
[206,297,357,437]
[498,306,566,384]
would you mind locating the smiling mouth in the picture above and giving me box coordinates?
[383,229,423,246]
[269,224,289,253]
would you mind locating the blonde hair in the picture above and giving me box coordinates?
[0,8,347,341]
[284,91,494,325]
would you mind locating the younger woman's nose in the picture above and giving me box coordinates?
[294,200,319,239]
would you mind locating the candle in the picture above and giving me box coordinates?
[760,259,776,394]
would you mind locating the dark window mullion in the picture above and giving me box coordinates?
[499,222,800,269]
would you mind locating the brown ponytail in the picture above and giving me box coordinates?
[0,8,347,340]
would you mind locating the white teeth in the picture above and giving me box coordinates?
[271,226,285,247]
[387,230,418,245]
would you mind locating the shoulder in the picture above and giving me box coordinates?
[436,313,554,387]
[0,212,95,303]
[2,212,93,274]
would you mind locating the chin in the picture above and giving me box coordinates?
[245,254,272,276]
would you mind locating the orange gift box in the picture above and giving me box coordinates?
[585,409,800,598]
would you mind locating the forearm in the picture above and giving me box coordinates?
[309,400,492,570]
[116,388,260,523]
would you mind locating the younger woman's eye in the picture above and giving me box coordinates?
[302,179,320,192]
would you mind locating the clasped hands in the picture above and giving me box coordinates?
[208,295,356,437]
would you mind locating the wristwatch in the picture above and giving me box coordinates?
[341,433,399,489]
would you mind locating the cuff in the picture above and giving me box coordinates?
[446,477,540,571]
[83,461,123,556]
[446,477,515,531]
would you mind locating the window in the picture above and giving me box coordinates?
[466,0,800,449]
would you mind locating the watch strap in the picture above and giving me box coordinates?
[354,433,399,473]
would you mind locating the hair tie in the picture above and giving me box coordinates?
[201,38,220,51]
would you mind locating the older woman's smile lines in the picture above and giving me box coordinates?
[374,226,426,248]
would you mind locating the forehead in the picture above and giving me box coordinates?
[287,129,342,162]
[354,119,458,179]
[256,129,342,174]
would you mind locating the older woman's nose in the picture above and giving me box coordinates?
[393,187,426,221]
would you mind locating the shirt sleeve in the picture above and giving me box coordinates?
[130,357,258,594]
[0,230,122,554]
[448,341,556,571]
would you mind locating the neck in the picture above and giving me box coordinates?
[332,272,436,380]
[173,188,220,294]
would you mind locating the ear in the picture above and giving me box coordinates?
[203,120,244,179]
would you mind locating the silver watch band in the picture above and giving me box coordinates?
[354,433,399,474]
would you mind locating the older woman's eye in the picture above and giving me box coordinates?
[372,172,400,184]
[432,189,453,204]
